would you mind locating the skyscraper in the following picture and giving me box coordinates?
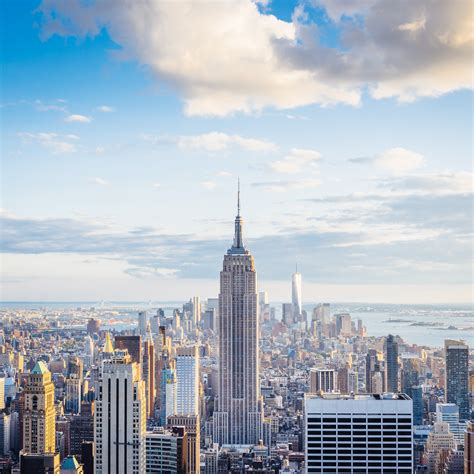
[138,311,147,336]
[94,350,146,474]
[213,185,263,445]
[176,346,199,416]
[445,339,469,420]
[22,361,56,455]
[309,369,336,393]
[114,335,142,366]
[385,334,399,393]
[291,267,302,323]
[305,393,413,473]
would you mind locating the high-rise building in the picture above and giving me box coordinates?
[160,364,177,426]
[20,452,60,474]
[94,350,146,474]
[465,421,474,473]
[445,340,469,420]
[335,313,352,337]
[309,369,336,393]
[22,361,56,455]
[291,267,302,323]
[176,346,199,416]
[424,422,456,473]
[0,377,5,410]
[114,335,142,366]
[436,403,465,446]
[167,414,200,474]
[142,329,155,419]
[145,427,187,473]
[305,393,413,473]
[365,349,383,393]
[282,303,293,327]
[138,311,148,336]
[192,297,201,327]
[65,377,81,415]
[385,334,399,393]
[0,412,11,456]
[69,403,94,456]
[213,186,263,445]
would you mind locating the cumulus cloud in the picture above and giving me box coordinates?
[18,132,79,153]
[270,148,321,174]
[36,0,472,116]
[375,147,425,174]
[65,113,91,123]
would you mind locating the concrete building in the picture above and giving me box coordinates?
[65,377,81,415]
[304,393,413,473]
[23,361,56,455]
[445,340,469,420]
[94,349,146,474]
[424,422,456,473]
[213,187,263,445]
[176,346,199,416]
[138,311,148,336]
[168,414,200,474]
[436,403,465,446]
[465,421,474,473]
[145,427,187,473]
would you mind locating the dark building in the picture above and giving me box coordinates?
[69,402,94,456]
[385,334,399,392]
[86,318,101,335]
[445,339,469,420]
[365,349,381,393]
[81,441,94,474]
[20,452,60,474]
[114,335,142,365]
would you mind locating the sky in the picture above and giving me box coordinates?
[1,0,473,303]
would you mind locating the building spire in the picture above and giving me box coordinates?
[229,179,246,253]
[237,177,240,217]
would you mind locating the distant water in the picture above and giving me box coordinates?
[1,301,472,348]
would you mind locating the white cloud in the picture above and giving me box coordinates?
[201,181,217,190]
[270,148,322,174]
[18,132,78,154]
[65,114,91,123]
[217,171,233,177]
[152,182,161,188]
[375,147,425,174]
[37,0,472,116]
[89,177,109,186]
[176,132,278,152]
[95,146,106,154]
[96,105,114,112]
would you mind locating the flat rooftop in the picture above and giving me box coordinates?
[305,393,411,401]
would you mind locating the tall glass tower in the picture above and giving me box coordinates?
[213,184,263,445]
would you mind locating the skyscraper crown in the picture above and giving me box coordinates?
[228,179,248,255]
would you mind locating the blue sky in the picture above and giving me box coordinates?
[1,0,472,303]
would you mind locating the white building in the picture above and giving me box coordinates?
[291,269,302,322]
[305,393,413,473]
[0,412,10,456]
[176,346,199,415]
[436,403,465,446]
[94,350,146,474]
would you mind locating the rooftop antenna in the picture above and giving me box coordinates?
[237,178,241,217]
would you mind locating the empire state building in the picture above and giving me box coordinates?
[213,186,263,445]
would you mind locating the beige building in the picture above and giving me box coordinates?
[23,361,56,455]
[424,422,456,473]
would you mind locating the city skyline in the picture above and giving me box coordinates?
[1,0,473,304]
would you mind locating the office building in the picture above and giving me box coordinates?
[138,311,148,336]
[114,335,142,366]
[94,350,146,474]
[335,313,351,337]
[465,421,474,473]
[145,427,187,473]
[291,267,302,323]
[436,403,465,446]
[23,361,56,455]
[65,377,81,415]
[213,186,263,445]
[309,369,336,393]
[385,335,399,393]
[305,393,413,473]
[69,402,94,456]
[20,452,60,474]
[192,297,201,327]
[445,340,469,420]
[160,364,177,426]
[365,349,383,393]
[0,377,4,410]
[0,412,10,456]
[282,303,293,327]
[143,331,155,419]
[168,414,200,474]
[424,422,456,473]
[176,346,199,416]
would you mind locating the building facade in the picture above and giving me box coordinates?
[213,189,263,445]
[94,350,146,474]
[444,340,469,420]
[305,393,413,473]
